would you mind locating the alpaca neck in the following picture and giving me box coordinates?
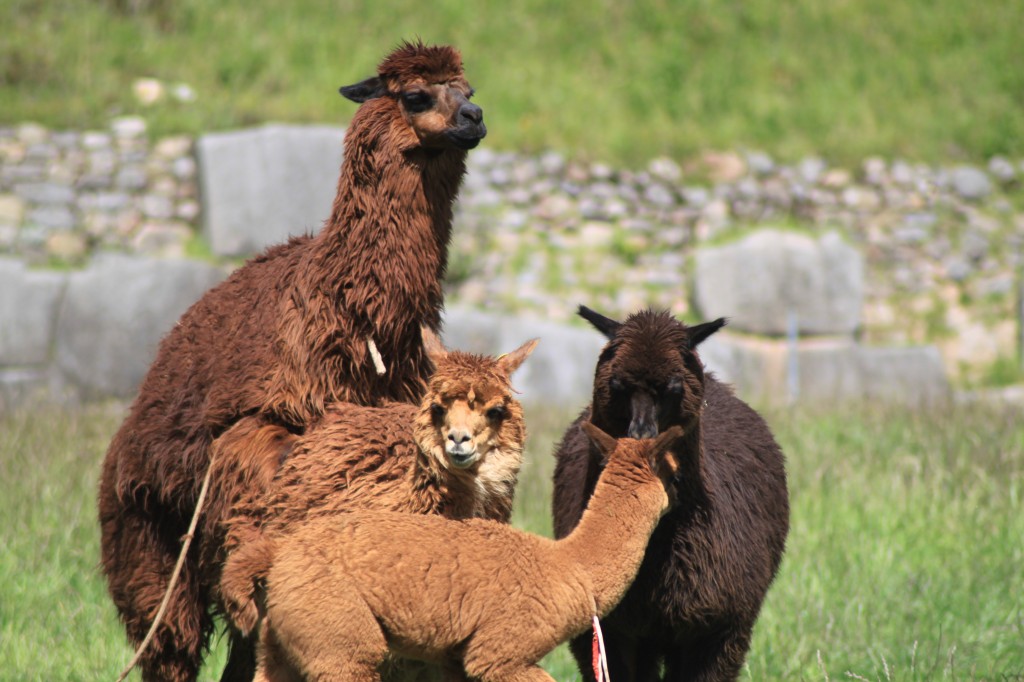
[561,460,668,615]
[314,110,467,340]
[270,108,468,418]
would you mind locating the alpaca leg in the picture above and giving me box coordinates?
[99,480,210,682]
[265,580,386,682]
[663,629,751,682]
[255,620,305,682]
[219,628,257,682]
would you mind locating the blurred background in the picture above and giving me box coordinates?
[2,1,1023,680]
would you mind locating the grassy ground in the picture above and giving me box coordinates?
[2,0,1022,165]
[1,400,1022,680]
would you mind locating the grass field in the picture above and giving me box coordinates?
[1,400,1022,681]
[2,0,1022,166]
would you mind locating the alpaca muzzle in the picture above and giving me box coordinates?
[628,392,658,439]
[446,429,479,468]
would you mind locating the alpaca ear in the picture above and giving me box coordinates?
[581,421,617,463]
[578,305,621,340]
[421,326,447,364]
[685,318,727,349]
[496,338,539,376]
[339,76,387,103]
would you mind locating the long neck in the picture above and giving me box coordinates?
[270,106,467,420]
[560,457,669,615]
[315,109,466,340]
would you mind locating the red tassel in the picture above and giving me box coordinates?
[592,622,602,681]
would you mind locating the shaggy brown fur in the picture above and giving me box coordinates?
[248,424,684,682]
[552,307,790,682]
[97,41,485,682]
[218,334,537,641]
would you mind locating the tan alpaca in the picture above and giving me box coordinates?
[218,329,537,637]
[252,423,684,682]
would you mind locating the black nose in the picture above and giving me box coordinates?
[460,103,483,125]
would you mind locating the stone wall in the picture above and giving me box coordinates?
[1,118,1022,409]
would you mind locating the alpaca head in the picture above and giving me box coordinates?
[415,328,537,484]
[581,422,685,510]
[579,306,725,439]
[340,41,486,151]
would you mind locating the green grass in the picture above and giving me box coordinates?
[2,401,1022,680]
[2,0,1022,166]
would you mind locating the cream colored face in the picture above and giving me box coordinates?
[430,389,510,469]
[397,77,486,149]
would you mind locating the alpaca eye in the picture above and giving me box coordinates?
[609,377,626,393]
[401,91,433,113]
[486,405,507,421]
[430,403,445,420]
[665,378,683,396]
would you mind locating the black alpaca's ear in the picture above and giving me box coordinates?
[578,305,622,340]
[581,421,617,465]
[685,318,727,350]
[340,76,387,103]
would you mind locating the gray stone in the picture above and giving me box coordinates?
[26,206,75,230]
[700,332,949,407]
[15,182,75,205]
[648,157,682,183]
[746,151,775,176]
[538,151,565,176]
[987,156,1016,184]
[950,166,992,200]
[643,183,675,208]
[115,166,149,190]
[442,305,605,409]
[111,116,147,139]
[16,123,48,146]
[693,229,863,335]
[798,157,827,184]
[140,194,175,220]
[55,254,226,398]
[197,124,345,256]
[0,258,67,365]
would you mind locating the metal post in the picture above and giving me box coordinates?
[787,309,800,406]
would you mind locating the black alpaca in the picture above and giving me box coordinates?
[552,307,789,682]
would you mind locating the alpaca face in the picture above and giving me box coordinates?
[339,42,486,151]
[579,306,725,440]
[430,390,513,469]
[398,78,486,150]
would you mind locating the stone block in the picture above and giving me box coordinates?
[693,229,864,336]
[0,258,68,365]
[442,306,606,410]
[699,331,950,407]
[197,124,345,257]
[55,254,226,399]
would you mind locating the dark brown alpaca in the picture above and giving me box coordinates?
[97,41,485,682]
[552,307,790,682]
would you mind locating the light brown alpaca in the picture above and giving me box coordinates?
[247,423,684,682]
[98,42,485,682]
[217,331,538,638]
